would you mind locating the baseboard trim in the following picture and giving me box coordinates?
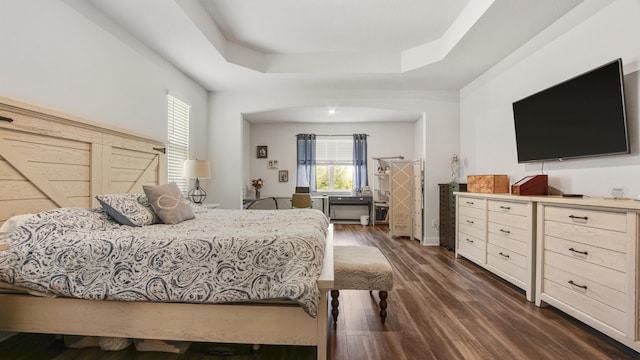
[422,237,439,246]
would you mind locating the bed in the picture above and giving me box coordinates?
[0,98,334,359]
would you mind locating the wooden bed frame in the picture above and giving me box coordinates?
[0,98,334,359]
[0,230,333,359]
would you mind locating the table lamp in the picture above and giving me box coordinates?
[183,159,211,204]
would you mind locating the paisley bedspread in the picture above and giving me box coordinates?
[0,206,329,317]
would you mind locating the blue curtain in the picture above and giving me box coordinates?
[353,134,368,193]
[296,134,316,191]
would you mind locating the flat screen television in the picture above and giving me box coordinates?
[512,58,629,163]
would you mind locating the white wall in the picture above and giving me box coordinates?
[460,0,640,198]
[209,89,459,245]
[0,1,209,171]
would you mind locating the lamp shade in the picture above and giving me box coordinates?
[183,159,211,179]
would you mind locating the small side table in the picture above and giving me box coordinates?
[201,203,221,209]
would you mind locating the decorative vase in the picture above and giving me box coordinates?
[255,189,260,199]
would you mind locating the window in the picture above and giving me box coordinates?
[167,95,190,192]
[315,137,352,191]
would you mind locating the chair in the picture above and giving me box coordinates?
[245,197,278,210]
[291,193,312,209]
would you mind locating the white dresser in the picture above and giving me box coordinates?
[454,193,640,351]
[455,193,536,302]
[535,197,640,352]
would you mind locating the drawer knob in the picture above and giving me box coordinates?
[466,201,474,205]
[0,115,13,123]
[568,215,588,221]
[499,229,511,234]
[465,238,474,243]
[568,280,588,290]
[568,247,588,256]
[466,220,474,224]
[499,206,511,210]
[499,252,510,258]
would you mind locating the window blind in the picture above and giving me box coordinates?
[167,95,190,192]
[316,138,352,165]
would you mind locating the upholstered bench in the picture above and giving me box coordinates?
[331,245,394,329]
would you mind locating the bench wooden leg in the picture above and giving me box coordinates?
[331,290,340,330]
[379,291,388,324]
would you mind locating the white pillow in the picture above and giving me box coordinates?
[96,194,159,226]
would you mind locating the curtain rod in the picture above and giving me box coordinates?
[295,134,369,137]
[372,156,405,160]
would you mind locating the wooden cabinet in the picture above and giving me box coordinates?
[455,193,536,302]
[536,199,639,352]
[439,183,466,250]
[389,160,422,240]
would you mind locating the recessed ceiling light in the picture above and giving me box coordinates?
[328,108,336,115]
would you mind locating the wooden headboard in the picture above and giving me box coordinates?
[0,98,166,225]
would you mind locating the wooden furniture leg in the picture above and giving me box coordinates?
[331,290,340,330]
[379,290,388,324]
[333,246,393,330]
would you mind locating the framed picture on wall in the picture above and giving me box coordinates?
[279,170,288,182]
[257,146,268,158]
[268,160,278,169]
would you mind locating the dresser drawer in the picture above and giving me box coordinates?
[543,220,627,253]
[458,212,486,231]
[544,206,627,232]
[458,196,485,210]
[542,278,626,332]
[544,250,625,293]
[488,242,527,269]
[487,243,527,282]
[543,262,626,312]
[544,235,626,272]
[459,222,485,241]
[487,230,527,255]
[487,221,529,244]
[488,200,529,217]
[458,233,486,263]
[459,205,485,222]
[488,211,529,231]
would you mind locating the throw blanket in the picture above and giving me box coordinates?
[0,206,328,317]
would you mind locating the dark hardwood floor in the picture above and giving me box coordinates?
[1,224,638,359]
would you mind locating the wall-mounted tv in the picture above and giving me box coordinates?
[512,58,629,163]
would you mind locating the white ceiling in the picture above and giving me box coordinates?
[80,0,610,123]
[202,0,471,54]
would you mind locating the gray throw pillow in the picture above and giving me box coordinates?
[96,194,159,226]
[143,182,195,225]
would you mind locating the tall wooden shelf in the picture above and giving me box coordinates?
[373,172,390,225]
